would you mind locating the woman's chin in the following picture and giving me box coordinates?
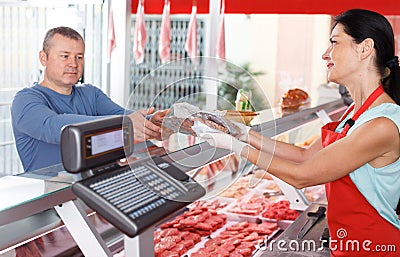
[327,75,338,84]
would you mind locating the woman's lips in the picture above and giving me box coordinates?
[327,63,334,70]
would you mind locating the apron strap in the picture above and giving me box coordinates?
[339,103,355,122]
[352,85,385,121]
[342,85,385,133]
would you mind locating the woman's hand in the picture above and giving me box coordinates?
[200,132,247,156]
[231,120,251,141]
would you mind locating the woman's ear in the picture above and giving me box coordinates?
[360,38,374,59]
[39,50,47,67]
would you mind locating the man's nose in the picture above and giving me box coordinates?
[68,56,78,66]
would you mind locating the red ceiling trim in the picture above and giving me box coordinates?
[132,0,400,15]
[131,0,209,15]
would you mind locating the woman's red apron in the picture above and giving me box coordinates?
[322,85,400,256]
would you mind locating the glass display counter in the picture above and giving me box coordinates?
[0,99,346,256]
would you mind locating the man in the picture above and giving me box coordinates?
[11,26,168,172]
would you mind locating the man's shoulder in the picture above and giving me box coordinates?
[11,83,44,114]
[14,83,43,97]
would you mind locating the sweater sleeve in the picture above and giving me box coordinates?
[11,89,106,144]
[92,86,134,115]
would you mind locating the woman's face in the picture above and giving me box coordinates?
[322,24,360,84]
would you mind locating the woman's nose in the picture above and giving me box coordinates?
[322,48,331,61]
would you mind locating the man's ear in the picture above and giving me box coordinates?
[39,50,47,66]
[360,38,374,59]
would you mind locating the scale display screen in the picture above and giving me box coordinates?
[84,128,125,158]
[61,116,134,173]
[90,129,124,155]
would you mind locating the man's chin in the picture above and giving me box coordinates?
[63,77,80,85]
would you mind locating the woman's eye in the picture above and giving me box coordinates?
[330,40,337,45]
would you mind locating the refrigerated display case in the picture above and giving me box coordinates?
[0,99,346,256]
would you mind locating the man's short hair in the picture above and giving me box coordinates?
[42,26,84,54]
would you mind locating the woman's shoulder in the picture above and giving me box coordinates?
[354,103,400,132]
[368,103,400,118]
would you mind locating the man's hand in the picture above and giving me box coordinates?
[200,132,247,156]
[149,108,170,126]
[149,108,171,140]
[128,107,170,142]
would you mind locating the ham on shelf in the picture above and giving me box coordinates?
[280,88,310,110]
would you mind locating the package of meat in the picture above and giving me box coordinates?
[191,111,242,137]
[172,102,201,118]
[161,102,200,135]
[162,116,196,135]
[162,102,244,137]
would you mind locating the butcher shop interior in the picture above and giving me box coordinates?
[0,0,399,256]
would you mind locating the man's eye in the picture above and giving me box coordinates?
[61,55,68,59]
[77,56,84,60]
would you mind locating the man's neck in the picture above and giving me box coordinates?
[39,80,73,95]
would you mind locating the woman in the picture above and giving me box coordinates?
[201,9,400,256]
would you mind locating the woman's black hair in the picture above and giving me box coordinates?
[334,9,400,105]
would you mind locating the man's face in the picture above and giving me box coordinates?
[40,33,85,92]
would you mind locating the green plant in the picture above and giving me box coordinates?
[217,62,269,111]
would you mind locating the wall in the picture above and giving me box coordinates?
[226,14,331,108]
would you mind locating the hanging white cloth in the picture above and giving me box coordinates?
[216,0,225,60]
[133,0,147,64]
[185,1,197,64]
[107,5,116,62]
[159,0,171,64]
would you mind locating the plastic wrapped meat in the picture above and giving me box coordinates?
[162,116,196,136]
[192,111,229,133]
[162,103,243,137]
[191,111,242,137]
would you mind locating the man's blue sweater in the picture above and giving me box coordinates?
[11,83,127,172]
